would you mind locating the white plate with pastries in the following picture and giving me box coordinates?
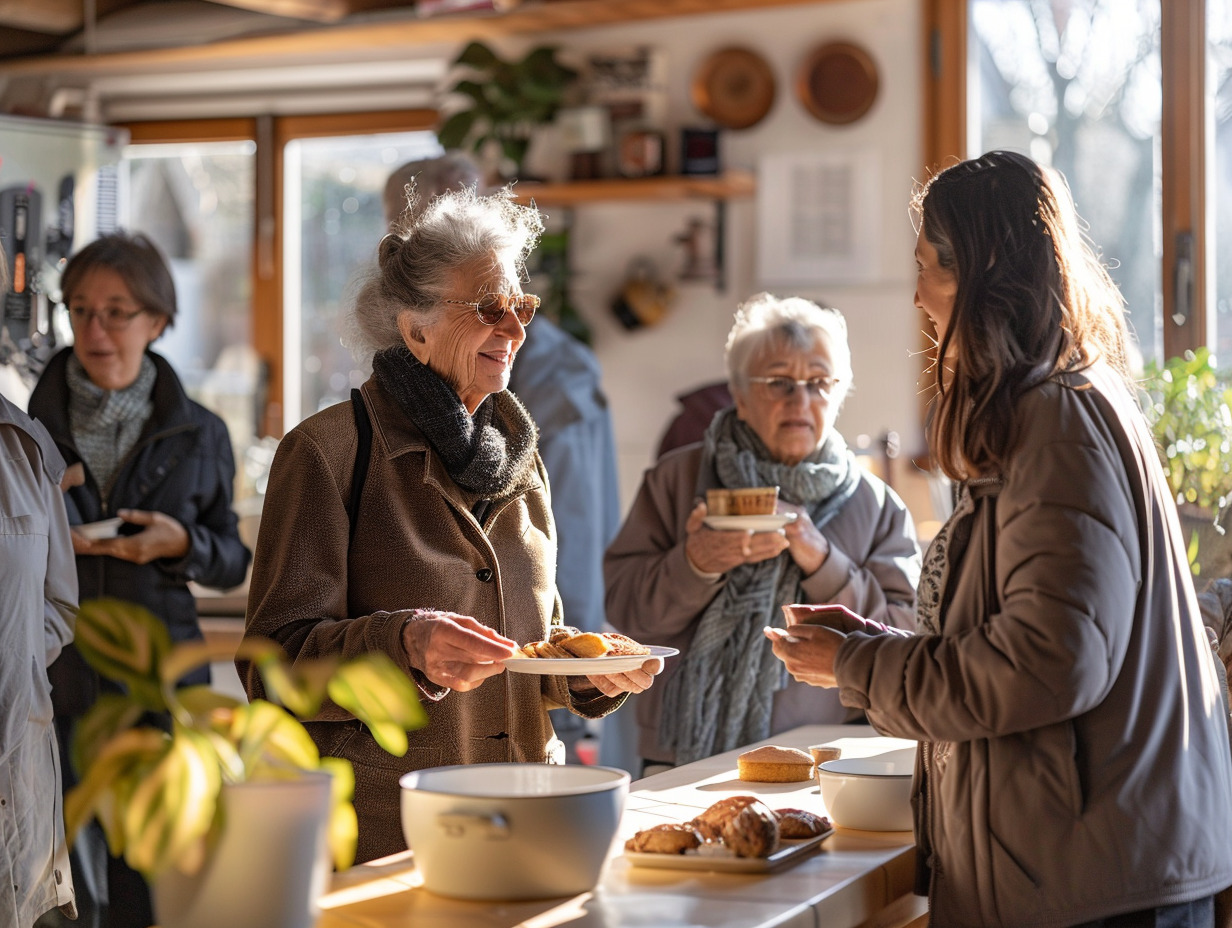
[504,646,678,676]
[702,513,797,532]
[624,828,833,873]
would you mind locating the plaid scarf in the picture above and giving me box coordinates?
[66,353,156,497]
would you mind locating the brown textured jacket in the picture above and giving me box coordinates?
[836,365,1232,926]
[241,376,623,863]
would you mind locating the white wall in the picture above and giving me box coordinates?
[525,0,925,514]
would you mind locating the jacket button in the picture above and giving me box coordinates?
[476,568,494,582]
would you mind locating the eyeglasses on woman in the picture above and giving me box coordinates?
[444,292,540,326]
[68,305,148,332]
[747,375,841,400]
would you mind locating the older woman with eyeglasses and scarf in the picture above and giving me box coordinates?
[29,231,251,928]
[605,293,921,774]
[240,185,661,864]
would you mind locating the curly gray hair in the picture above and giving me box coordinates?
[349,184,544,357]
[724,292,853,401]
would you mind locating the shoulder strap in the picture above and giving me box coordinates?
[348,388,372,546]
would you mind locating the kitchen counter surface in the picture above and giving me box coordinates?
[315,725,925,928]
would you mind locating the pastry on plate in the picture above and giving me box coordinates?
[737,745,814,782]
[774,808,831,838]
[624,823,702,855]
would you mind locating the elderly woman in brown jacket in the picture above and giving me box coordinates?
[241,185,661,864]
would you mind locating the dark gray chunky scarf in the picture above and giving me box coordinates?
[660,408,861,765]
[372,346,538,498]
[67,353,156,497]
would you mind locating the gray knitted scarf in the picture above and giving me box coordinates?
[660,408,861,765]
[66,353,156,497]
[372,346,538,498]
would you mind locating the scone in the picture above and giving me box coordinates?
[624,823,702,855]
[774,808,831,839]
[737,745,814,782]
[720,799,780,858]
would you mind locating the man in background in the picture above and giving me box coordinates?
[383,155,622,763]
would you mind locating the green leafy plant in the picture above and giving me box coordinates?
[64,598,427,879]
[436,41,579,179]
[1141,348,1232,517]
[1141,348,1232,575]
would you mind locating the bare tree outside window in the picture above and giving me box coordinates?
[970,0,1162,366]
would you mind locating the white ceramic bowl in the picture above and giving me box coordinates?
[817,747,916,832]
[400,763,629,900]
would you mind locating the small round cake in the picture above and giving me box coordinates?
[737,745,814,782]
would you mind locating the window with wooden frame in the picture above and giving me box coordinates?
[121,109,438,440]
[922,0,1230,373]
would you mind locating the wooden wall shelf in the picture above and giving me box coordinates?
[0,0,832,79]
[512,171,755,206]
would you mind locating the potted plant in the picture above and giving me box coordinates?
[1140,347,1232,578]
[64,597,427,928]
[436,40,579,181]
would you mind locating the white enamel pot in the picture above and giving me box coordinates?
[400,763,629,900]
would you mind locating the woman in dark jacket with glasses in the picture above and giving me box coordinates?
[239,185,661,864]
[29,231,250,928]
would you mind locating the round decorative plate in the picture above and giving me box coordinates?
[796,41,879,125]
[691,47,777,130]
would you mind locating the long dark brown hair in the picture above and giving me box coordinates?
[913,151,1131,480]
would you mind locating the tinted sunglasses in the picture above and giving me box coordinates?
[444,292,540,326]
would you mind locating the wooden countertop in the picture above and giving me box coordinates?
[314,725,926,928]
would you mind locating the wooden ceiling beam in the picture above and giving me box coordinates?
[0,0,829,76]
[0,0,83,34]
[202,0,352,25]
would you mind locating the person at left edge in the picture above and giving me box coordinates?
[29,231,251,928]
[0,235,78,928]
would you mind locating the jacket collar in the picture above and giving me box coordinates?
[30,348,197,450]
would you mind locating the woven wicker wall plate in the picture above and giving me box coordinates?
[796,41,879,125]
[690,47,777,131]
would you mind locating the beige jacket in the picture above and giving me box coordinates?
[242,377,622,863]
[836,365,1232,926]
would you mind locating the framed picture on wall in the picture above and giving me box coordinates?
[756,148,881,286]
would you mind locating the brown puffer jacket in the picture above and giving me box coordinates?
[241,376,623,863]
[836,364,1232,927]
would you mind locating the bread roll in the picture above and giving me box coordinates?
[737,745,814,783]
[774,808,830,838]
[624,823,702,855]
[720,800,779,858]
[691,795,759,842]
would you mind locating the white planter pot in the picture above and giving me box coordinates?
[153,772,332,928]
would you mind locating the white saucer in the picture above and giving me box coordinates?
[503,646,678,675]
[76,517,124,540]
[702,513,797,532]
